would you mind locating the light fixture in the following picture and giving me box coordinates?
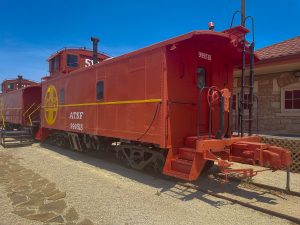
[208,21,215,31]
[170,44,177,51]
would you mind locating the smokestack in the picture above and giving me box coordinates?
[18,75,23,89]
[91,37,100,65]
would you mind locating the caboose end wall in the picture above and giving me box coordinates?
[165,34,236,149]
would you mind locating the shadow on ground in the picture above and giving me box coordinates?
[39,143,279,208]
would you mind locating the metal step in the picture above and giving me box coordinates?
[3,130,28,135]
[1,128,34,147]
[171,158,193,174]
[178,147,196,161]
[163,169,190,180]
[184,136,197,148]
[2,138,33,143]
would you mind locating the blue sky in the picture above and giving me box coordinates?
[0,0,299,82]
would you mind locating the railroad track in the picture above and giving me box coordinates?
[178,181,300,224]
[220,175,300,198]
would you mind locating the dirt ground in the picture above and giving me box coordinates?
[0,143,299,225]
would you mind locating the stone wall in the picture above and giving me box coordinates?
[233,71,300,136]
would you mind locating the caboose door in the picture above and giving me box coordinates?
[195,63,211,136]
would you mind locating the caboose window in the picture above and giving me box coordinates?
[8,83,14,89]
[60,88,65,104]
[50,55,60,72]
[96,81,104,101]
[196,67,206,89]
[67,54,78,68]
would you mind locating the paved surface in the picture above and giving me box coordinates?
[0,143,298,225]
[0,148,92,225]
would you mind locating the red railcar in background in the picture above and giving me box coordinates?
[1,76,38,93]
[0,86,41,129]
[0,46,108,145]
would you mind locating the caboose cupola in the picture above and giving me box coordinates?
[47,46,110,78]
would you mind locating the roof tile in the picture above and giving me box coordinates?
[256,36,300,60]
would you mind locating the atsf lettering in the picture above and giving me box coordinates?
[69,112,84,120]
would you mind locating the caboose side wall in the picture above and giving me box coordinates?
[0,86,42,126]
[1,89,23,125]
[41,47,167,147]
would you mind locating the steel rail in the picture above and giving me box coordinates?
[214,175,300,198]
[179,183,300,224]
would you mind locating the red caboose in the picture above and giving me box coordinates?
[1,76,38,93]
[39,26,291,181]
[0,86,41,129]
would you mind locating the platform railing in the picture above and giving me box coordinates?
[28,104,41,126]
[197,86,225,140]
[23,103,35,117]
[1,114,5,129]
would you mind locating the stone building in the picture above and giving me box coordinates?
[233,36,300,136]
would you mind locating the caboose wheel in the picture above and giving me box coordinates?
[56,135,64,147]
[116,145,130,167]
[83,134,92,150]
[152,154,165,173]
[54,133,67,148]
[203,160,215,172]
[116,144,166,172]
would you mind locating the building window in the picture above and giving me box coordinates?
[243,93,250,110]
[232,94,237,111]
[231,93,250,111]
[96,81,104,101]
[67,54,78,68]
[281,83,300,112]
[284,90,300,109]
[60,89,65,104]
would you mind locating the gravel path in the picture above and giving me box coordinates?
[0,143,297,225]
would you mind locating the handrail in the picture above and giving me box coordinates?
[1,114,5,129]
[168,100,196,105]
[23,103,35,116]
[197,86,224,139]
[28,104,41,126]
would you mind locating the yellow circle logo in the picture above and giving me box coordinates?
[44,85,58,125]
